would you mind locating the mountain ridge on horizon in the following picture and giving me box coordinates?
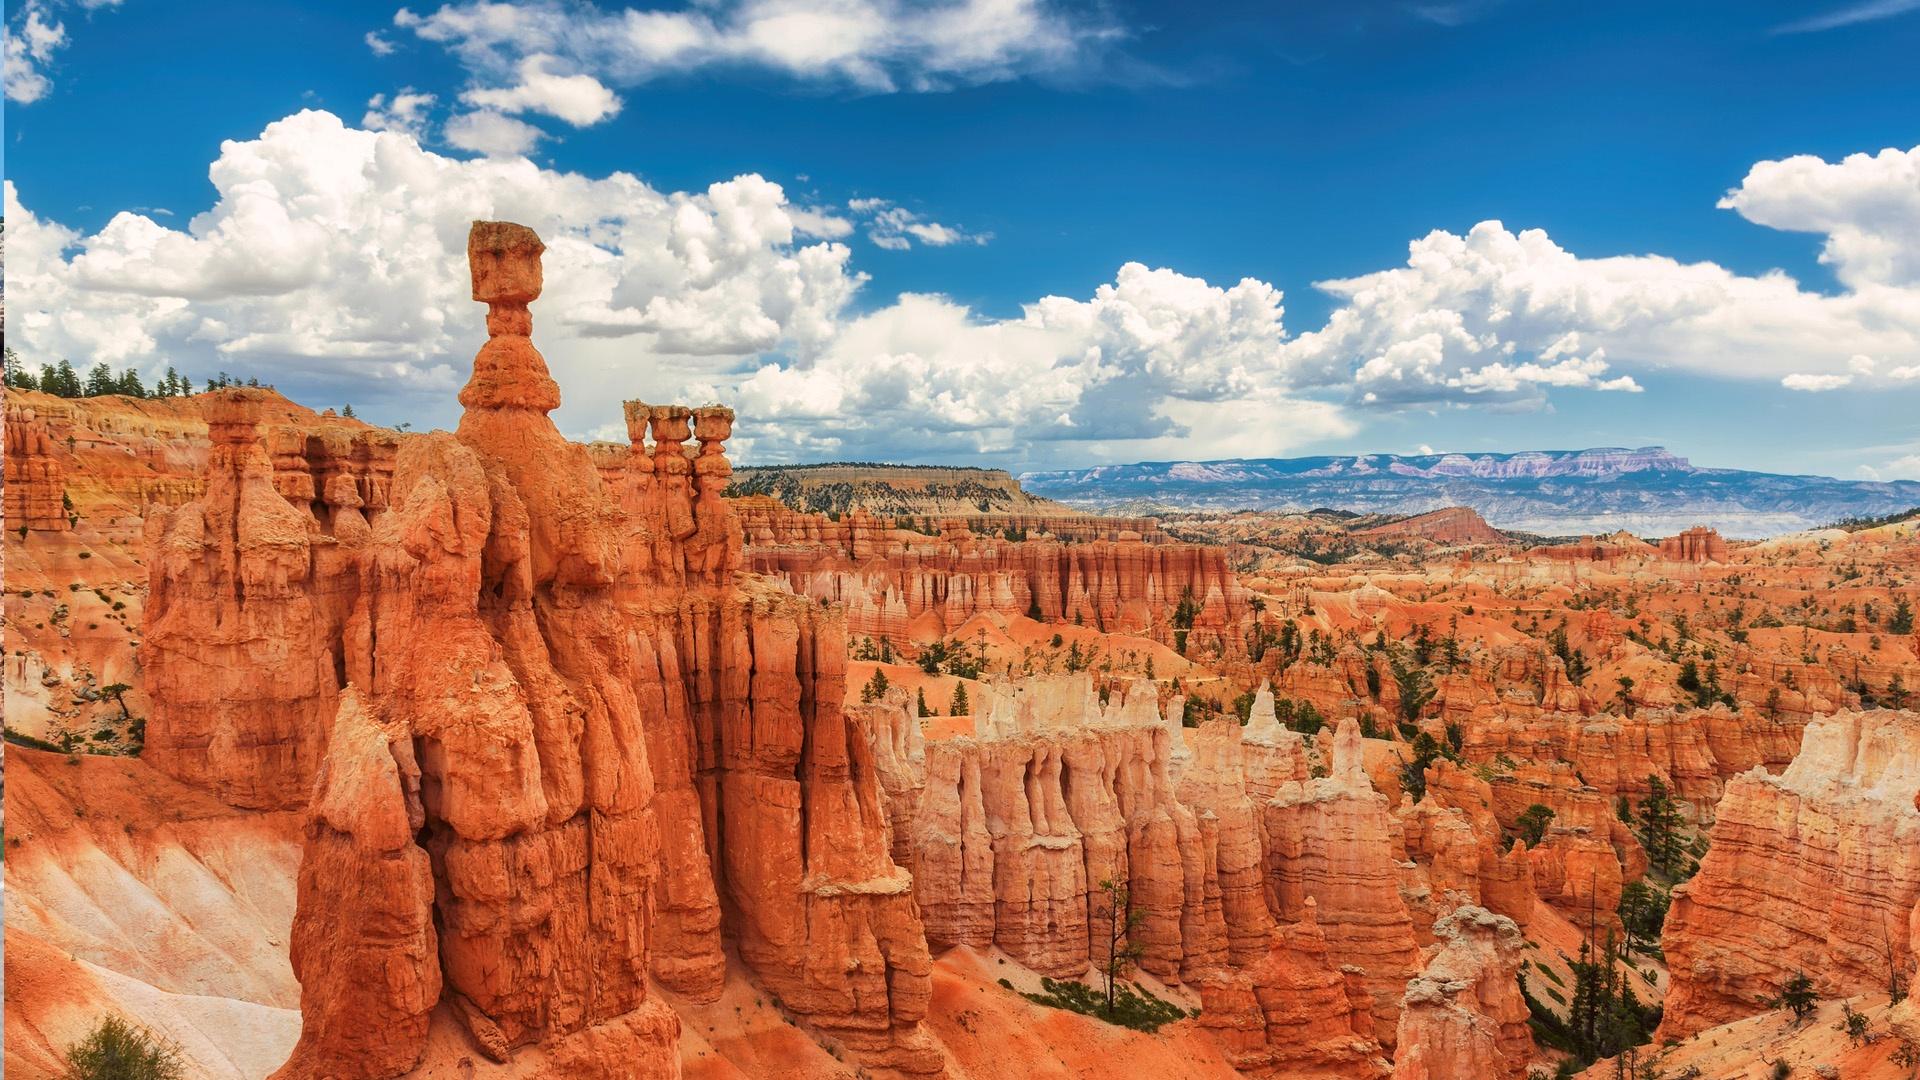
[1015,447,1920,538]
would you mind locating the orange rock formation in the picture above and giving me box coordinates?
[1659,708,1920,1041]
[139,222,941,1079]
[4,399,71,532]
[739,498,1253,658]
[1657,526,1728,563]
[1388,907,1531,1080]
[1263,718,1421,1046]
[1194,903,1389,1079]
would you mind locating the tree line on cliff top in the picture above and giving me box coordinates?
[3,348,282,402]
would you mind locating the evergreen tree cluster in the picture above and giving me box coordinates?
[4,349,225,400]
[1552,925,1662,1069]
[1631,775,1694,878]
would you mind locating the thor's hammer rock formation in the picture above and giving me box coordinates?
[142,222,941,1079]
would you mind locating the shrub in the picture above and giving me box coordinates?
[61,1016,186,1080]
[1017,976,1193,1033]
[1772,970,1818,1023]
[4,727,66,753]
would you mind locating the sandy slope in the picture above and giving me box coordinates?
[2,748,303,1078]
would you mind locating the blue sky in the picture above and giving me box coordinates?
[5,0,1920,478]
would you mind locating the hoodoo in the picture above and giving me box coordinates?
[163,221,945,1079]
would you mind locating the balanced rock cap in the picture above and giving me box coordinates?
[469,221,545,305]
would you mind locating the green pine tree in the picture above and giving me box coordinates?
[84,362,117,397]
[1636,775,1687,876]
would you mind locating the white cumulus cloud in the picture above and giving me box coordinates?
[459,52,622,126]
[443,108,547,156]
[847,197,987,250]
[1282,166,1920,408]
[725,263,1350,461]
[1719,145,1920,289]
[1782,372,1854,391]
[387,0,1131,149]
[12,111,1920,468]
[4,110,863,437]
[3,111,1340,467]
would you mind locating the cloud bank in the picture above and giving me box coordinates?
[7,111,1919,468]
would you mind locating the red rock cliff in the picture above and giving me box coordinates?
[739,498,1253,659]
[1659,708,1920,1041]
[5,398,71,532]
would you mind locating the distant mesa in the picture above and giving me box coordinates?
[1021,447,1920,537]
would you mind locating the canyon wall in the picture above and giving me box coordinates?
[1659,708,1920,1040]
[738,497,1252,657]
[862,676,1548,1071]
[5,399,72,532]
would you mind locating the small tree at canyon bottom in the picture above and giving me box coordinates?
[1617,881,1668,957]
[1095,877,1145,1016]
[1772,970,1818,1024]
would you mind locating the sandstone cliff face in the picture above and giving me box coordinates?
[907,677,1218,978]
[726,463,1070,518]
[1400,759,1537,931]
[865,676,1405,1074]
[739,499,1253,659]
[147,223,939,1079]
[141,390,354,811]
[1389,907,1531,1080]
[3,385,389,752]
[734,495,1164,544]
[1659,708,1920,1041]
[1657,526,1728,563]
[273,689,439,1079]
[1263,719,1421,1047]
[1350,507,1507,547]
[5,399,71,531]
[1458,705,1806,823]
[1194,904,1389,1079]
